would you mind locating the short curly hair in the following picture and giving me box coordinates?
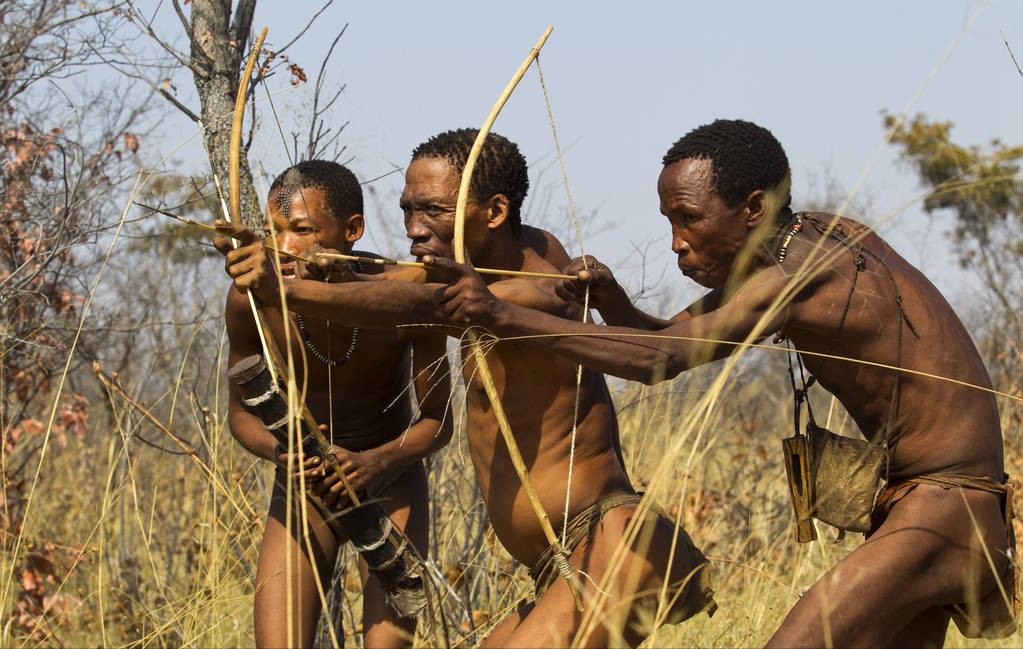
[663,119,792,220]
[268,160,363,221]
[410,128,529,235]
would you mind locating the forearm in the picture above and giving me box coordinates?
[283,278,446,328]
[364,417,450,472]
[228,411,280,462]
[493,300,684,384]
[596,290,676,329]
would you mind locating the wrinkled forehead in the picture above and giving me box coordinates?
[658,158,717,205]
[402,157,462,200]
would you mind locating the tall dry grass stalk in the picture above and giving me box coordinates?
[2,169,1020,649]
[4,311,1017,648]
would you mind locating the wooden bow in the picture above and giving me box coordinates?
[453,26,583,611]
[226,26,361,507]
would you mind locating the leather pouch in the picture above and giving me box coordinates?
[806,422,885,533]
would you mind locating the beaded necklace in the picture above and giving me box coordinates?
[775,214,803,263]
[294,260,362,366]
[773,214,803,343]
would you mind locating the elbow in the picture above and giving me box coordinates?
[434,415,455,450]
[424,408,454,452]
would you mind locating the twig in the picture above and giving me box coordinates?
[1003,30,1023,78]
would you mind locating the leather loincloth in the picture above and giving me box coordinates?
[529,492,717,624]
[869,472,1019,639]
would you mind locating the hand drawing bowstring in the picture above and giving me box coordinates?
[453,26,600,611]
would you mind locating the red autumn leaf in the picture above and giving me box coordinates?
[20,569,40,592]
[20,418,44,436]
[123,133,139,153]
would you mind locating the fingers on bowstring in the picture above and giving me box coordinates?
[421,254,473,282]
[213,236,234,256]
[555,282,585,305]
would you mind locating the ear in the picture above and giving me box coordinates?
[344,213,365,243]
[744,189,768,229]
[483,194,510,231]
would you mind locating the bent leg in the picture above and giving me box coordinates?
[254,471,342,649]
[360,463,428,648]
[766,484,1007,648]
[483,503,709,648]
[888,606,952,649]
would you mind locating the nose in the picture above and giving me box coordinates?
[405,212,428,240]
[671,228,690,256]
[275,231,303,255]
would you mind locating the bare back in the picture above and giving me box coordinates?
[778,214,1003,480]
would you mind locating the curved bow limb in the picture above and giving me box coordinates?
[453,26,585,612]
[226,26,362,508]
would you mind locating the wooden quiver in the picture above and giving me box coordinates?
[228,354,427,618]
[782,422,886,542]
[338,499,427,618]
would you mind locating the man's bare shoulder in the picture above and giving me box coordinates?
[522,225,572,270]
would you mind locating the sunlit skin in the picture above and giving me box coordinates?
[431,155,1011,648]
[223,185,452,649]
[659,158,756,289]
[219,156,714,648]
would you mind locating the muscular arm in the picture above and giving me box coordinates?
[439,261,798,384]
[281,270,580,330]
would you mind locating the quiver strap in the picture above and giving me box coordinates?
[228,354,427,618]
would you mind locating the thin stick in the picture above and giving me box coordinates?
[317,252,580,281]
[140,203,585,282]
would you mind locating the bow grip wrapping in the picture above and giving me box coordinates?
[228,354,427,618]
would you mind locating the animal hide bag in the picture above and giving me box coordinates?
[783,423,885,541]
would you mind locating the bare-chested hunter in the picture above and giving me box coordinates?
[219,129,717,648]
[222,160,453,648]
[430,119,1019,648]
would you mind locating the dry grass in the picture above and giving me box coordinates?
[2,315,1020,649]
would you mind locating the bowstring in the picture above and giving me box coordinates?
[535,57,592,551]
[261,64,458,647]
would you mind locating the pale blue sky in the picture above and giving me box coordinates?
[150,0,1022,310]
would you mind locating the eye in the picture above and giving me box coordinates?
[677,209,699,226]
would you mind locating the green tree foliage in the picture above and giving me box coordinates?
[884,112,1023,264]
[885,112,1023,388]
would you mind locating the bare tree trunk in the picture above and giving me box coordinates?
[187,0,262,227]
